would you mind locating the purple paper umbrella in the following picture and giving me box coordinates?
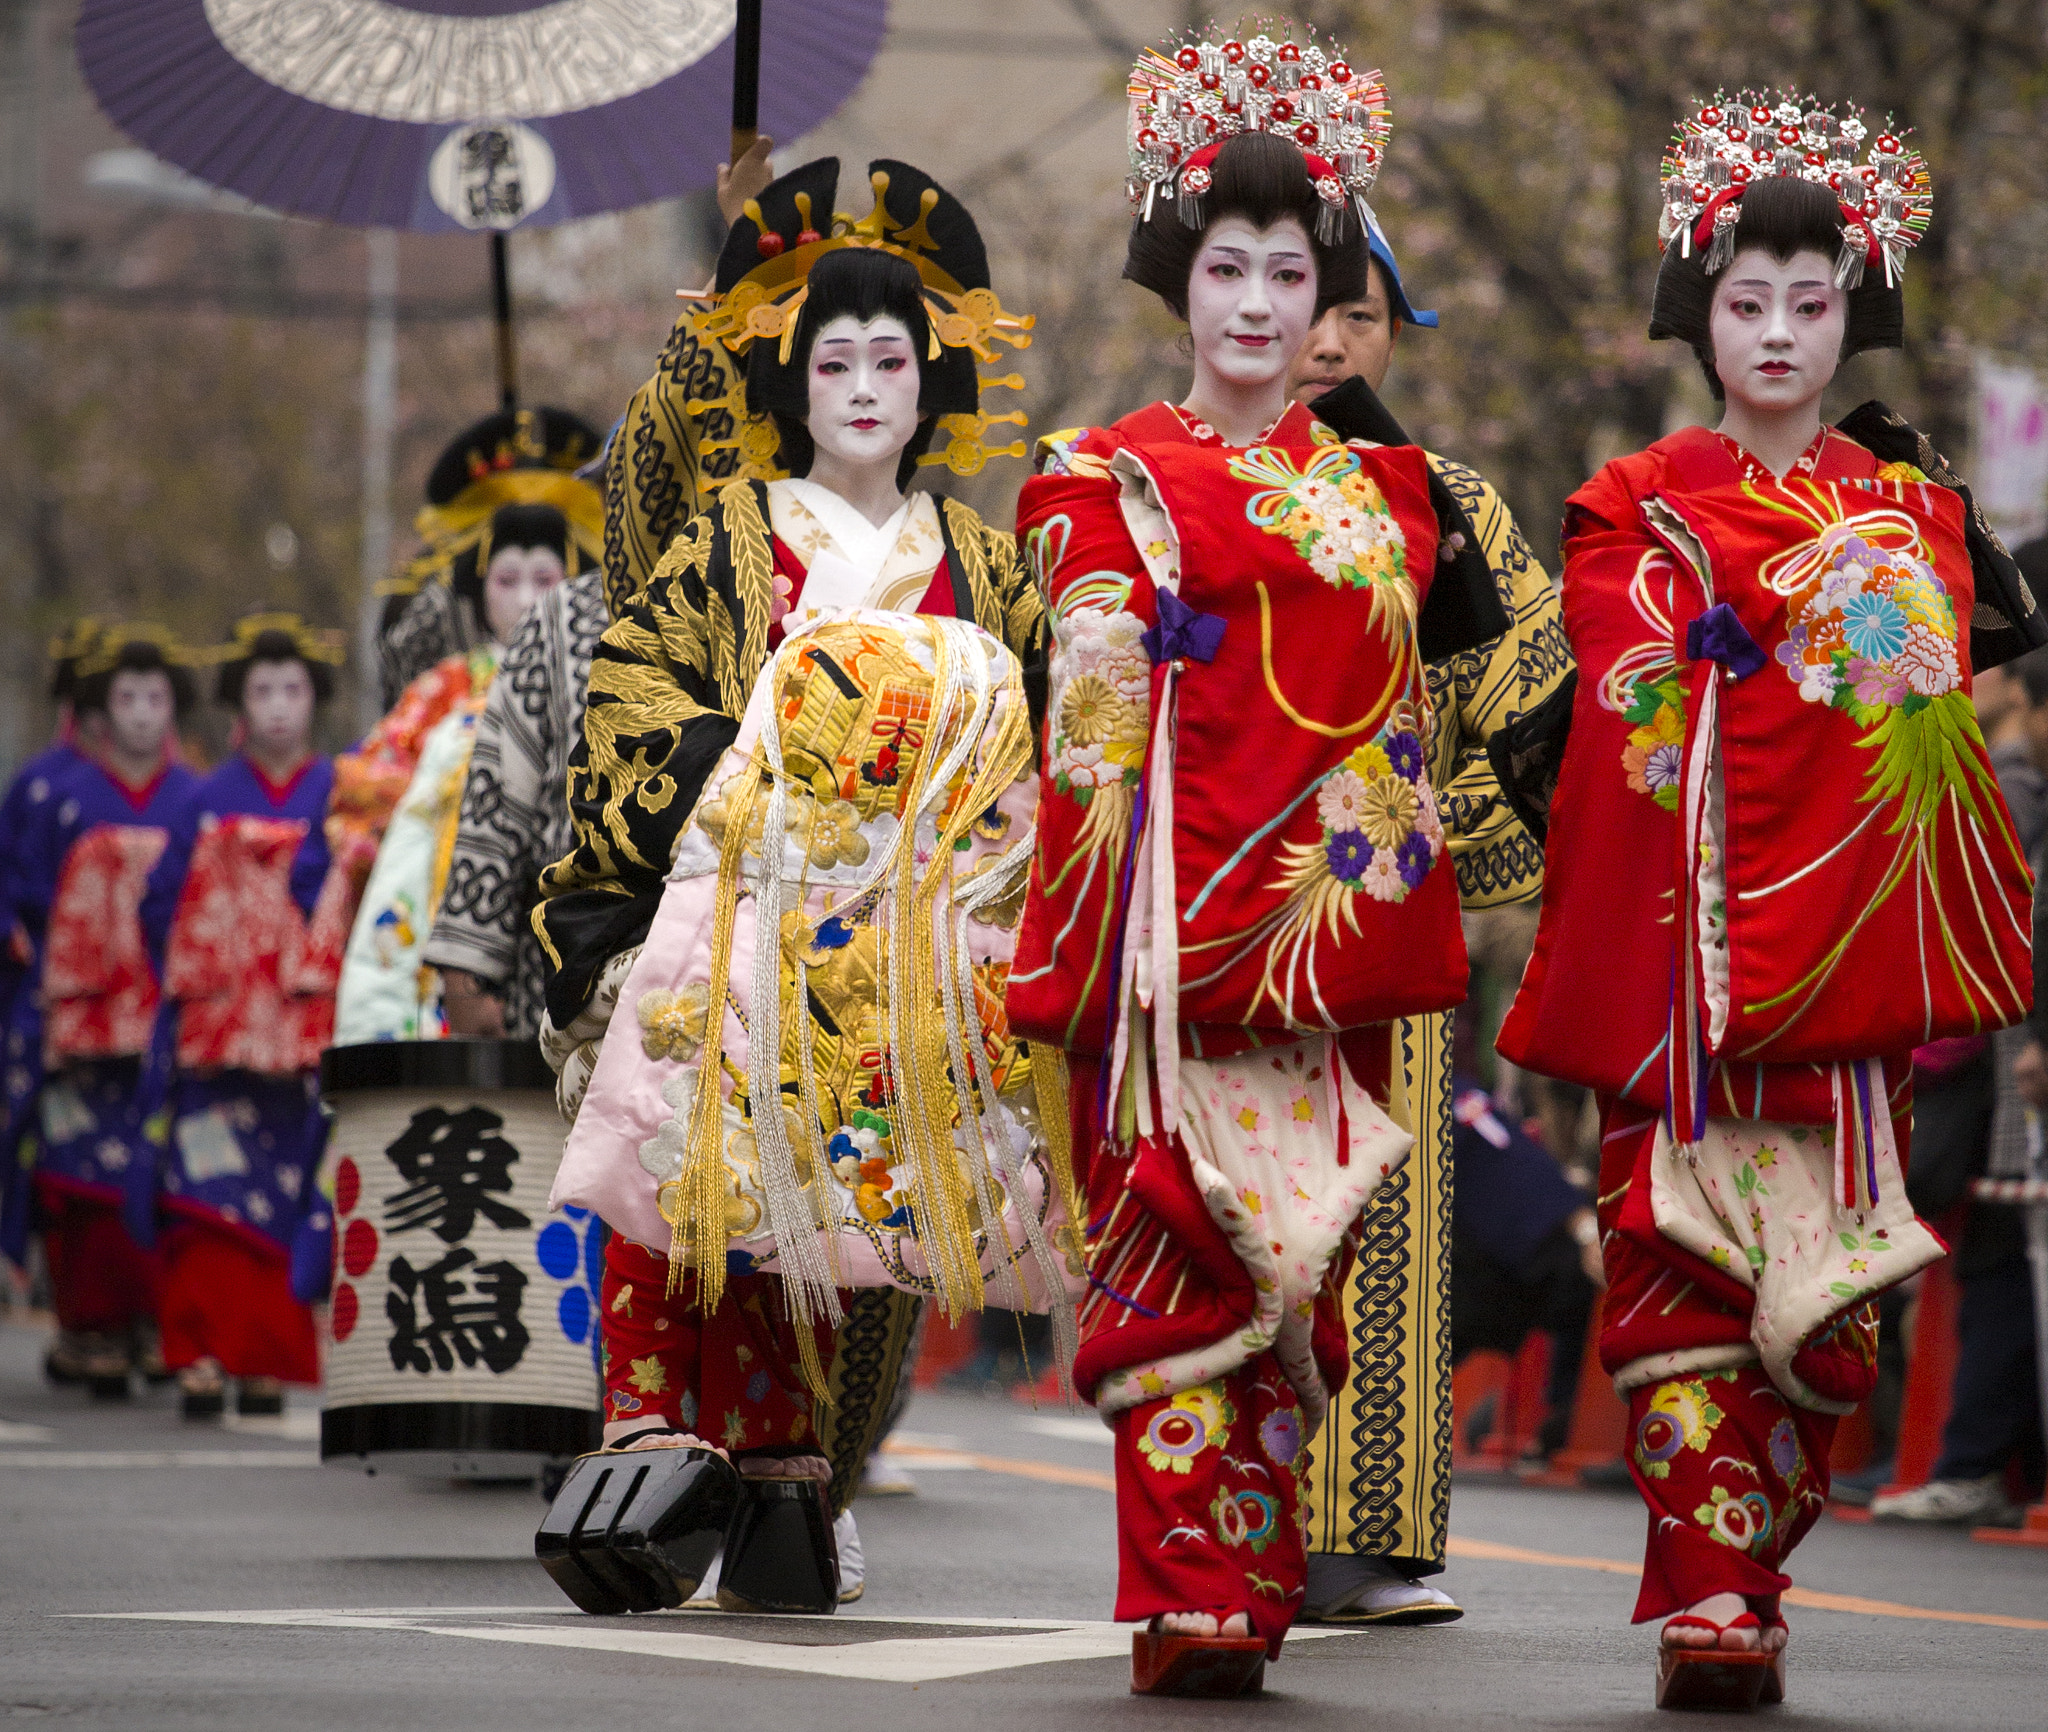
[74,0,890,234]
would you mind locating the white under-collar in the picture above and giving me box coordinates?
[779,477,916,585]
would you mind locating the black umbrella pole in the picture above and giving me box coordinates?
[491,230,518,412]
[731,0,762,166]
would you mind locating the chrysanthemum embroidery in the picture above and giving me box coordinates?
[1271,702,1445,918]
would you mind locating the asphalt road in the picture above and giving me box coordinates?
[1,1317,2043,1730]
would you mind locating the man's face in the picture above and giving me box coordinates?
[2025,689,2048,776]
[1974,666,2017,736]
[107,669,174,762]
[240,659,316,759]
[1287,259,1400,402]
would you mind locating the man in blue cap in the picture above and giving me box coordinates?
[1286,219,1573,1625]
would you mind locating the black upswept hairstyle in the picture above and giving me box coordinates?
[1124,131,1370,320]
[451,501,575,607]
[73,640,196,717]
[1649,173,1904,400]
[749,246,948,489]
[217,628,336,708]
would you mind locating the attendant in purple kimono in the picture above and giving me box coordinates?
[0,620,113,1380]
[147,616,344,1419]
[6,628,202,1398]
[1,620,112,1007]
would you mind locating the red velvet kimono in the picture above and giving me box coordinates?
[1501,424,2031,1619]
[1011,402,1458,1651]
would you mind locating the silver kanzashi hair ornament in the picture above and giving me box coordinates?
[1126,28,1394,247]
[1658,91,1931,289]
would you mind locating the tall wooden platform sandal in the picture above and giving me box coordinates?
[178,1359,226,1420]
[1655,1610,1782,1711]
[535,1438,739,1614]
[1130,1617,1268,1698]
[715,1473,840,1615]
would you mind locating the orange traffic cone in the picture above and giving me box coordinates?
[1881,1257,1961,1496]
[1537,1295,1630,1484]
[1974,1501,2048,1548]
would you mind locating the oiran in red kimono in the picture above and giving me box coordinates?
[1497,95,2043,1712]
[1009,41,1506,1697]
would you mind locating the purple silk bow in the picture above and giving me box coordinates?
[1685,603,1767,682]
[1142,589,1228,666]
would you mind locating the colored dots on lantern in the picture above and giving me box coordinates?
[557,1285,591,1346]
[536,1220,579,1280]
[332,1283,359,1343]
[341,1217,378,1279]
[334,1156,360,1217]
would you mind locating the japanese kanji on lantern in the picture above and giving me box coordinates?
[318,1041,602,1476]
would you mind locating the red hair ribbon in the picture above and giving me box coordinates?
[1688,183,1880,272]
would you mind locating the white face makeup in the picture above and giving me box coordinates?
[1709,249,1847,416]
[106,668,174,763]
[1186,215,1319,393]
[240,659,316,761]
[482,542,567,643]
[805,314,922,470]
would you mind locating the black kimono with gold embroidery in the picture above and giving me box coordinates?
[535,477,1045,1026]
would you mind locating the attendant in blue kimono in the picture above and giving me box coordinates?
[1,619,114,1384]
[146,616,345,1419]
[6,627,202,1398]
[1,620,112,1015]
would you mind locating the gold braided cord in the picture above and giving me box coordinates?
[938,658,1042,1302]
[892,628,1042,1322]
[882,624,973,1316]
[671,767,761,1309]
[791,1295,829,1405]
